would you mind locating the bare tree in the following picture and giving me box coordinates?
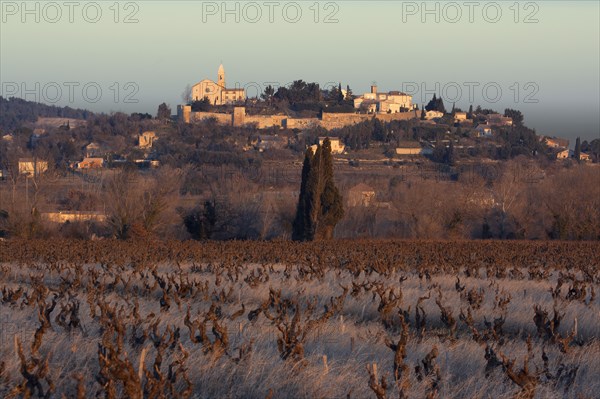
[489,159,526,238]
[103,167,183,239]
[181,84,192,104]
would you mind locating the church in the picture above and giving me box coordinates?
[191,64,246,105]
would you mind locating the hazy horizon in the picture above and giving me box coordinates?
[1,1,598,141]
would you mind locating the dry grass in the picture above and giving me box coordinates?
[0,239,598,398]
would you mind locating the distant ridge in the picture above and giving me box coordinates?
[0,96,94,132]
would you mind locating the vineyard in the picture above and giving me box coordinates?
[0,240,598,398]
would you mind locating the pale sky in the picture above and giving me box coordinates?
[1,1,599,141]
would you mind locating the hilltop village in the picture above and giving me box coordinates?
[175,65,591,162]
[0,65,598,241]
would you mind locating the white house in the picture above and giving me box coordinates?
[485,113,513,127]
[319,137,345,154]
[310,137,345,155]
[474,125,493,137]
[425,110,444,120]
[579,152,591,162]
[354,86,414,113]
[454,112,468,122]
[543,136,569,149]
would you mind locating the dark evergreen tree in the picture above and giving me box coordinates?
[446,140,456,166]
[425,94,446,113]
[425,94,436,111]
[261,85,275,104]
[345,85,353,101]
[437,97,446,114]
[191,97,211,112]
[306,144,323,240]
[574,137,581,162]
[504,108,524,127]
[318,138,344,239]
[292,138,344,241]
[157,103,171,120]
[292,148,314,241]
[372,119,386,141]
[184,201,216,240]
[482,219,492,239]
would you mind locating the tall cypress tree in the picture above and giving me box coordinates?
[292,139,344,241]
[574,137,581,162]
[292,148,313,241]
[306,145,323,241]
[345,84,353,101]
[318,138,344,239]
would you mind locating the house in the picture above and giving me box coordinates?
[85,142,102,157]
[542,136,569,149]
[132,159,160,168]
[319,137,345,154]
[425,110,444,120]
[556,149,570,159]
[347,183,376,207]
[396,147,433,156]
[138,131,157,149]
[256,135,288,152]
[396,141,433,155]
[75,158,104,169]
[485,113,513,127]
[454,112,468,122]
[579,152,591,162]
[309,137,346,155]
[354,86,414,113]
[42,211,107,224]
[474,125,493,137]
[18,158,48,176]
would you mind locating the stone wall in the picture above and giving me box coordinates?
[233,107,246,127]
[180,107,418,130]
[285,118,320,129]
[319,111,419,129]
[177,105,192,124]
[190,111,231,125]
[245,114,287,129]
[375,110,420,123]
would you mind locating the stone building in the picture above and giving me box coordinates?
[347,183,376,207]
[354,85,414,113]
[75,158,104,169]
[191,64,246,105]
[485,113,513,127]
[138,131,157,149]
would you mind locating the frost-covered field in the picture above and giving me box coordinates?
[0,240,598,398]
